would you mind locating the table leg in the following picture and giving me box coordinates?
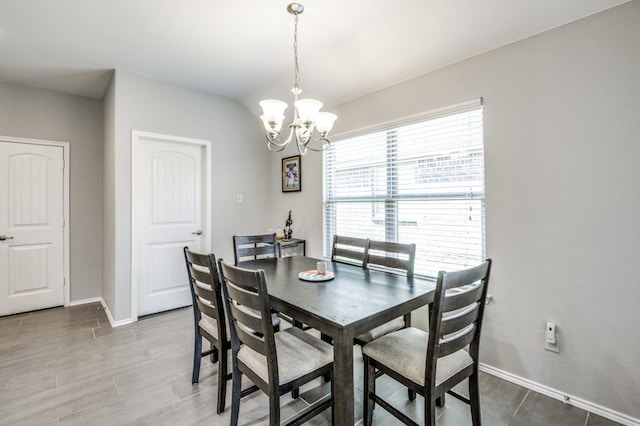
[332,334,355,425]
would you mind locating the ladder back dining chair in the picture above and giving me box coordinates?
[233,233,279,265]
[330,234,368,267]
[364,240,416,278]
[362,258,493,426]
[218,259,334,426]
[355,240,417,345]
[319,234,371,345]
[184,247,282,414]
[234,232,309,329]
[183,247,231,414]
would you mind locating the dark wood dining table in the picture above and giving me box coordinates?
[237,255,436,426]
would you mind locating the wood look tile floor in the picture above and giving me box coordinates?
[0,303,622,425]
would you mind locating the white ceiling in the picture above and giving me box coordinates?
[0,0,629,114]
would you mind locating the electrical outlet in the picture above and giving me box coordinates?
[236,194,243,203]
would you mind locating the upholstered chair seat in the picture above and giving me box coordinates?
[238,326,333,384]
[362,327,473,387]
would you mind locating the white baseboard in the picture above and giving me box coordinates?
[480,363,640,426]
[67,297,135,327]
[67,297,103,306]
[101,300,136,327]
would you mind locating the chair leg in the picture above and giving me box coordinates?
[230,366,242,426]
[192,335,202,384]
[216,345,228,414]
[363,356,375,426]
[211,345,219,363]
[469,370,482,426]
[269,391,280,426]
[425,395,437,426]
[291,387,300,399]
[408,389,416,401]
[320,334,333,383]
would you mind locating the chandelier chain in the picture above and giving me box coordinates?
[293,12,300,93]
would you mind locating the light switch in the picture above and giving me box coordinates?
[546,321,556,344]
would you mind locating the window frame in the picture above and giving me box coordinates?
[323,99,485,278]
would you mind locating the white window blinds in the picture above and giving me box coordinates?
[323,100,485,278]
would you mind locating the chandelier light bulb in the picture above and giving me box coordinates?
[259,99,288,132]
[315,112,337,135]
[295,99,322,123]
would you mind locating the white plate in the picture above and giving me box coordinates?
[298,270,335,282]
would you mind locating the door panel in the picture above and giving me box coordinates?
[136,135,207,317]
[0,142,64,316]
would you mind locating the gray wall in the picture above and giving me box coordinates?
[102,75,117,317]
[0,82,103,302]
[102,70,271,322]
[267,2,640,420]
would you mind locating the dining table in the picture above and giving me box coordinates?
[237,255,436,426]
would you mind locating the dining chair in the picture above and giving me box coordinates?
[364,240,416,278]
[362,258,493,426]
[317,234,370,345]
[233,233,278,265]
[184,247,283,414]
[218,259,334,426]
[355,240,417,345]
[330,234,368,267]
[234,232,312,330]
[183,247,231,414]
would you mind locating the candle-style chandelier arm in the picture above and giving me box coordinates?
[304,136,331,152]
[266,122,325,155]
[265,125,295,152]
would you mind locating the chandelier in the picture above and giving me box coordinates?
[259,3,337,155]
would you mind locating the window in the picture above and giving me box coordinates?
[323,100,485,278]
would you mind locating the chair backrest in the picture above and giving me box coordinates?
[364,240,416,278]
[183,247,227,342]
[426,259,492,390]
[233,233,278,265]
[330,235,368,267]
[218,259,279,384]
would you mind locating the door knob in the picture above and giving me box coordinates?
[191,230,203,235]
[0,235,14,241]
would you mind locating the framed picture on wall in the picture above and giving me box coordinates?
[282,155,301,192]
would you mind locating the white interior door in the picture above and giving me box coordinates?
[135,133,209,317]
[0,141,64,316]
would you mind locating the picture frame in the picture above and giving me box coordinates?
[282,155,301,192]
